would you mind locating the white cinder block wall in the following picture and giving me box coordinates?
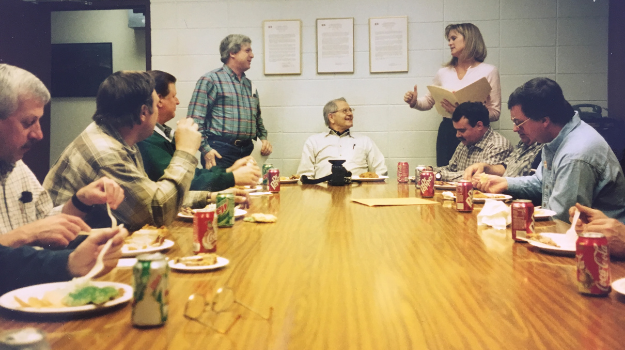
[151,0,609,177]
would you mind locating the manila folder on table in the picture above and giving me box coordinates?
[351,198,439,206]
[427,77,492,117]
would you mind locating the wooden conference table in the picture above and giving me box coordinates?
[1,181,625,349]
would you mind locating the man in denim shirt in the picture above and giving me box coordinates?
[475,78,625,223]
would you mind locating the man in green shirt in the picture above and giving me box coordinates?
[138,70,260,191]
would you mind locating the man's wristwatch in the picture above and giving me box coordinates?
[71,194,94,213]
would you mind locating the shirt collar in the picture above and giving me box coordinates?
[154,123,173,142]
[223,64,245,81]
[327,129,352,137]
[98,123,138,156]
[468,127,493,151]
[0,160,15,184]
[544,112,580,155]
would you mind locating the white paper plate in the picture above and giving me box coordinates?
[534,208,557,220]
[122,239,174,257]
[611,278,625,295]
[243,185,263,193]
[0,281,132,314]
[526,233,576,255]
[434,182,458,190]
[168,256,229,271]
[447,193,512,203]
[280,178,299,184]
[178,208,246,219]
[352,175,389,182]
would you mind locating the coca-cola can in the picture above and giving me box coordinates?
[193,209,217,253]
[511,200,534,241]
[455,180,473,212]
[267,168,280,192]
[576,232,611,296]
[415,165,427,187]
[419,170,435,198]
[397,162,409,183]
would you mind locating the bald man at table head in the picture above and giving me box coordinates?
[296,97,387,179]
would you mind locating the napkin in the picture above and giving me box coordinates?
[477,199,511,230]
[441,191,455,200]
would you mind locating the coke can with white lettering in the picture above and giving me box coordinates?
[415,165,427,187]
[397,162,409,183]
[511,200,534,241]
[576,232,611,296]
[268,168,280,193]
[455,180,473,212]
[193,209,217,254]
[419,170,435,198]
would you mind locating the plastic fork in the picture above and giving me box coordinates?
[566,208,580,238]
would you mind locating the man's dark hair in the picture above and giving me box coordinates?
[508,77,574,126]
[452,102,490,127]
[93,71,155,129]
[148,70,176,97]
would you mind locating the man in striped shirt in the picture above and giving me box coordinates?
[188,34,272,169]
[435,102,513,181]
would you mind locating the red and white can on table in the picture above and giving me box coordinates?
[267,168,280,192]
[576,232,611,296]
[415,165,427,187]
[511,200,534,241]
[193,210,217,254]
[419,170,435,198]
[397,162,409,183]
[455,180,473,212]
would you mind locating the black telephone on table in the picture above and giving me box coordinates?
[300,159,353,186]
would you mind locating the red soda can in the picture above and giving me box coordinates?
[511,200,534,241]
[397,162,409,183]
[193,210,217,253]
[419,170,435,198]
[576,232,611,296]
[455,180,473,212]
[267,168,280,192]
[415,165,427,187]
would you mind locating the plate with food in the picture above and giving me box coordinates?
[122,225,174,257]
[0,281,132,314]
[472,190,512,203]
[409,176,416,182]
[525,233,576,255]
[280,175,300,184]
[168,254,229,271]
[178,205,246,219]
[434,181,457,190]
[534,208,557,220]
[352,172,388,182]
[236,185,263,193]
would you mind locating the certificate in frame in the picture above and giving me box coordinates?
[369,16,408,73]
[263,20,302,75]
[316,18,354,74]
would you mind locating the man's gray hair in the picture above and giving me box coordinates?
[220,34,252,64]
[0,64,50,120]
[322,97,347,127]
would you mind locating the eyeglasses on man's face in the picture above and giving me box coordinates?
[332,108,355,114]
[511,117,530,128]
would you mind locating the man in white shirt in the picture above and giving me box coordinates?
[297,98,387,179]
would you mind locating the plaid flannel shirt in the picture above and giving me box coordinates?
[435,128,513,181]
[187,65,268,156]
[43,122,208,230]
[502,141,543,177]
[0,161,62,234]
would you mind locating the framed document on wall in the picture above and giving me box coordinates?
[369,16,408,73]
[316,18,354,74]
[263,20,302,75]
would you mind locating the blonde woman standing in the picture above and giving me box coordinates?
[404,23,501,166]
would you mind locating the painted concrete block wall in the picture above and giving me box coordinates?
[151,0,608,176]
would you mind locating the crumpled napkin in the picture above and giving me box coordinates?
[442,191,455,200]
[477,199,511,230]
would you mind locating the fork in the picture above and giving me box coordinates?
[565,208,580,238]
[106,201,117,228]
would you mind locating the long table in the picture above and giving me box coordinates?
[2,181,625,349]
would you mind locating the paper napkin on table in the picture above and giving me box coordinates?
[441,191,455,200]
[477,199,511,230]
[351,198,439,206]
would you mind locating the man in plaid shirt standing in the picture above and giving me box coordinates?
[188,34,272,169]
[435,102,513,181]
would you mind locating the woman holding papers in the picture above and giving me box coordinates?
[404,23,501,166]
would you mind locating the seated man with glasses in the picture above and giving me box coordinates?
[296,97,387,179]
[434,102,513,181]
[476,77,625,223]
[463,114,543,180]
